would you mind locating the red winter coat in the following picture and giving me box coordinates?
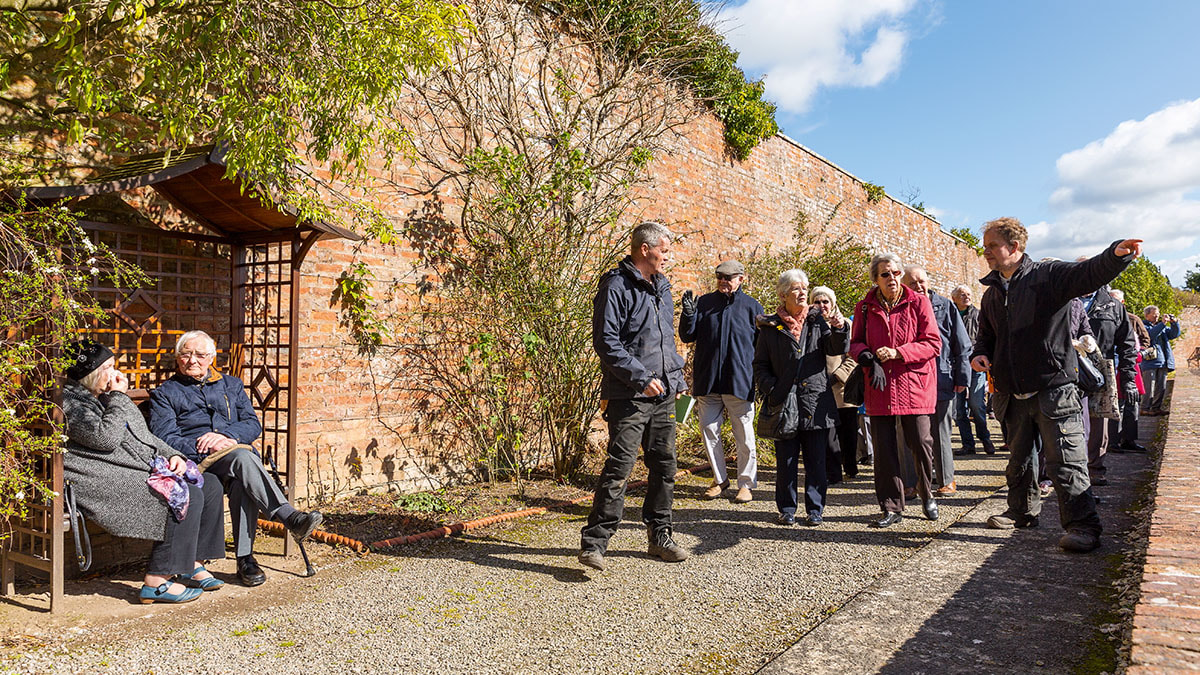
[849,286,942,416]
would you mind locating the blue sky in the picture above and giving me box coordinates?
[718,0,1200,285]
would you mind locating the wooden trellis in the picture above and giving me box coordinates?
[1,145,359,611]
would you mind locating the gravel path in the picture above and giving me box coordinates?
[4,454,1009,675]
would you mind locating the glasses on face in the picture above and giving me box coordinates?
[179,352,215,362]
[877,271,898,279]
[813,298,831,305]
[716,273,738,281]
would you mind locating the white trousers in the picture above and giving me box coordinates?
[697,394,758,489]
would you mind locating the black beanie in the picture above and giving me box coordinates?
[65,339,114,381]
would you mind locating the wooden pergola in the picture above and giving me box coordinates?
[1,145,360,611]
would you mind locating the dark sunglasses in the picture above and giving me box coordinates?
[877,271,898,279]
[716,273,739,281]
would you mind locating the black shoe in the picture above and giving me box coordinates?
[776,512,796,526]
[1059,529,1100,553]
[285,510,323,543]
[859,455,873,466]
[1091,476,1109,487]
[923,499,939,521]
[983,440,998,455]
[803,511,822,527]
[872,512,902,528]
[236,555,266,587]
[1119,441,1148,453]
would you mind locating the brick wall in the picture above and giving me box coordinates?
[291,113,987,500]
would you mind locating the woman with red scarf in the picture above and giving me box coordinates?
[850,252,943,528]
[752,269,848,527]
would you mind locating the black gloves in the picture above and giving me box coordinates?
[681,290,696,317]
[856,351,888,391]
[1122,381,1140,402]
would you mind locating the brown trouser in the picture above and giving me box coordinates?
[870,414,935,513]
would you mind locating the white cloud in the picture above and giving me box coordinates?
[717,0,922,114]
[1031,97,1200,276]
[1160,252,1200,288]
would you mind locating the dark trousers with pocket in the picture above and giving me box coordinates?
[827,407,859,482]
[996,384,1101,536]
[871,414,934,514]
[581,397,677,554]
[146,478,227,576]
[776,429,830,517]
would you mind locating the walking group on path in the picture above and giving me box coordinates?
[579,217,1156,571]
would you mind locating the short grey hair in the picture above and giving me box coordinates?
[870,252,903,280]
[1144,305,1159,315]
[950,284,972,301]
[1109,288,1125,303]
[175,330,216,357]
[776,269,809,300]
[630,221,672,255]
[78,363,111,394]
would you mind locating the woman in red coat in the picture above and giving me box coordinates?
[849,252,943,527]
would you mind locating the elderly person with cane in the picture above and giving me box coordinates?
[850,252,943,528]
[753,270,848,526]
[61,339,225,603]
[149,330,323,587]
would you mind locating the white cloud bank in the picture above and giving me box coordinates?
[717,0,922,114]
[1030,97,1200,285]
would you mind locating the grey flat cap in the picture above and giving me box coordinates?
[715,260,745,276]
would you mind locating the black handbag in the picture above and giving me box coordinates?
[756,385,799,440]
[1076,350,1106,394]
[842,365,865,406]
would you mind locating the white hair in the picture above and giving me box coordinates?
[1109,288,1125,303]
[870,252,903,279]
[175,330,216,357]
[776,269,809,300]
[77,363,111,394]
[809,285,840,316]
[951,284,972,300]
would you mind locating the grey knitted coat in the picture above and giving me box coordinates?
[61,381,183,541]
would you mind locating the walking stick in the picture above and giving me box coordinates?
[265,454,317,577]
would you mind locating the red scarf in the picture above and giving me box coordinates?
[777,305,806,339]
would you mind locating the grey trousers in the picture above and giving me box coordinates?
[1143,367,1168,411]
[931,397,955,488]
[206,447,292,557]
[995,384,1101,536]
[1086,414,1108,481]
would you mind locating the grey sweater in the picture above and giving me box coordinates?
[61,381,183,541]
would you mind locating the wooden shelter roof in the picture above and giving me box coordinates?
[20,145,360,244]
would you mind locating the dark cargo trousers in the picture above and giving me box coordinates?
[581,397,677,554]
[995,384,1102,536]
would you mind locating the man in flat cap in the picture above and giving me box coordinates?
[679,259,765,503]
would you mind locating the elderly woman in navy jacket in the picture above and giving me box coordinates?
[753,269,848,526]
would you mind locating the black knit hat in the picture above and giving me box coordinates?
[65,339,114,381]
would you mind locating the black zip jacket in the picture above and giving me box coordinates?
[973,241,1134,396]
[1084,286,1138,386]
[752,309,849,431]
[593,256,687,400]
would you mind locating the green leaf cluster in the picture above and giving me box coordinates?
[948,226,983,254]
[1110,256,1181,316]
[862,182,886,204]
[545,0,778,160]
[1185,264,1200,293]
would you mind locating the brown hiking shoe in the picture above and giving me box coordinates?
[934,481,957,496]
[577,550,605,571]
[647,527,689,562]
[703,480,730,500]
[733,486,753,503]
[1059,530,1100,553]
[987,512,1039,529]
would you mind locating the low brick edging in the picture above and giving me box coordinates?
[1129,369,1200,673]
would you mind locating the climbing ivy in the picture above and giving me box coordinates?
[543,0,778,160]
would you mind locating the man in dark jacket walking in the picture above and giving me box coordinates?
[903,266,971,495]
[1080,274,1138,486]
[679,260,764,503]
[973,217,1141,553]
[150,331,323,586]
[950,284,996,455]
[579,221,689,571]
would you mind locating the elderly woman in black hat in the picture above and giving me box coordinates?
[60,339,226,604]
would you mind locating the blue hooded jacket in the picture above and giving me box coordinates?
[593,256,687,400]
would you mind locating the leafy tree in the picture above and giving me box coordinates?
[948,227,983,254]
[1185,264,1200,293]
[743,205,874,317]
[1110,256,1181,316]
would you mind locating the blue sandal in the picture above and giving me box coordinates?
[175,565,225,591]
[139,582,202,604]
